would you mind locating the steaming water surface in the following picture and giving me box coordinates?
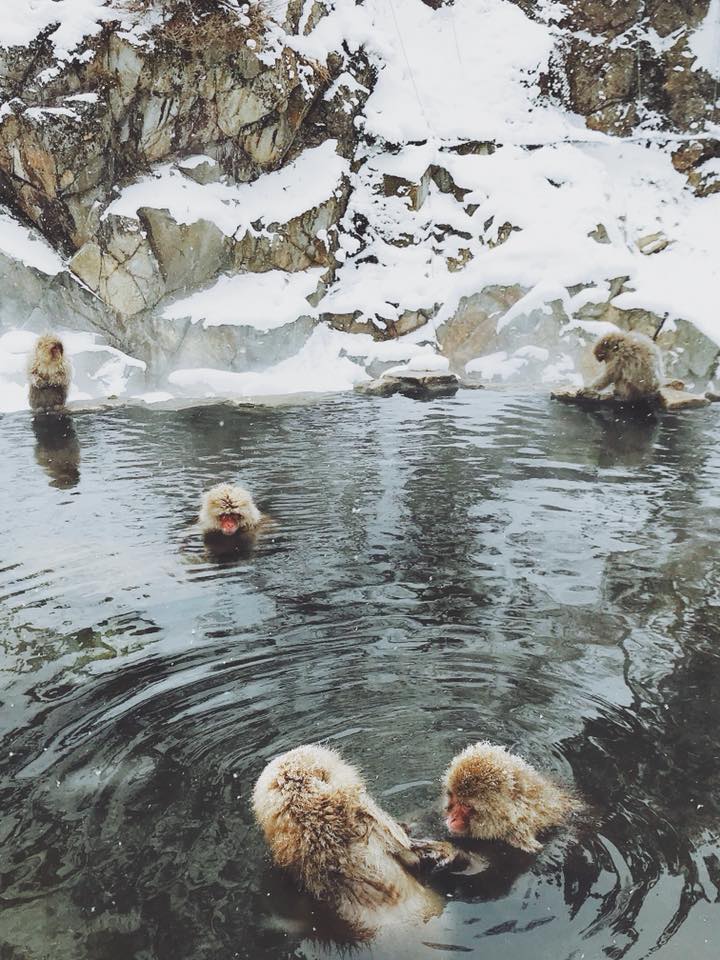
[0,392,719,960]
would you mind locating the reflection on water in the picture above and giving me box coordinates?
[32,413,81,489]
[0,392,719,960]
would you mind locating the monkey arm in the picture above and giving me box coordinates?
[587,369,614,393]
[402,838,487,875]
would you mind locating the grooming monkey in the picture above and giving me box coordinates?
[586,329,663,401]
[443,741,579,854]
[253,745,481,939]
[27,334,71,412]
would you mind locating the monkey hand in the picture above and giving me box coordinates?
[407,839,488,875]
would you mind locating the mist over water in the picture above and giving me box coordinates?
[0,392,719,960]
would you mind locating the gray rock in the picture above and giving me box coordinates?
[356,372,460,400]
[551,385,710,412]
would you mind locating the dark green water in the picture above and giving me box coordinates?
[0,392,718,960]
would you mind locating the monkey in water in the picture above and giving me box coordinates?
[585,329,663,401]
[28,334,72,412]
[199,481,262,534]
[443,741,579,854]
[253,744,481,939]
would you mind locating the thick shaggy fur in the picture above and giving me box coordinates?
[589,330,663,401]
[443,742,578,853]
[199,482,262,535]
[27,334,71,412]
[253,745,465,936]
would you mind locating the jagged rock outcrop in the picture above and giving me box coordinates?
[0,10,328,250]
[438,277,720,389]
[1,0,719,404]
[518,0,720,191]
[0,2,369,382]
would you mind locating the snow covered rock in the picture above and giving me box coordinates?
[68,140,349,321]
[3,0,720,406]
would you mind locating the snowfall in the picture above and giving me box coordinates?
[1,0,720,411]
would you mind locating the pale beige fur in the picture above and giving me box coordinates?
[589,330,663,401]
[198,482,262,534]
[27,334,72,411]
[443,741,578,853]
[253,745,466,938]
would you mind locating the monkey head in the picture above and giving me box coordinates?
[442,741,518,837]
[253,745,363,834]
[199,482,261,536]
[29,334,70,383]
[593,332,624,363]
[252,745,369,902]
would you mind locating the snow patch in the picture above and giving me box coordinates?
[105,141,349,237]
[466,351,529,381]
[163,269,324,331]
[384,353,450,376]
[0,0,120,60]
[0,209,65,275]
[168,325,370,398]
[689,0,720,80]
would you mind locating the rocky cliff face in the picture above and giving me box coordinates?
[1,0,719,406]
[0,1,371,386]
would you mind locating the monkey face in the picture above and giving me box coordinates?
[445,791,473,834]
[200,483,260,536]
[33,335,67,372]
[593,337,614,362]
[218,512,243,535]
[594,334,623,363]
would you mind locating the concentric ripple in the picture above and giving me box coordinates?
[0,393,719,960]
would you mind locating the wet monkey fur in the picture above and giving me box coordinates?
[199,482,262,536]
[443,741,579,854]
[253,745,478,938]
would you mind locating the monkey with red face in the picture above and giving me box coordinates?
[28,334,71,412]
[253,744,481,939]
[199,482,262,534]
[443,742,579,854]
[197,482,270,559]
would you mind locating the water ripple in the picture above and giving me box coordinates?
[0,393,719,959]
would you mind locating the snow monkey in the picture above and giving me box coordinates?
[587,329,663,401]
[27,334,71,412]
[199,482,262,537]
[443,742,579,854]
[253,744,480,939]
